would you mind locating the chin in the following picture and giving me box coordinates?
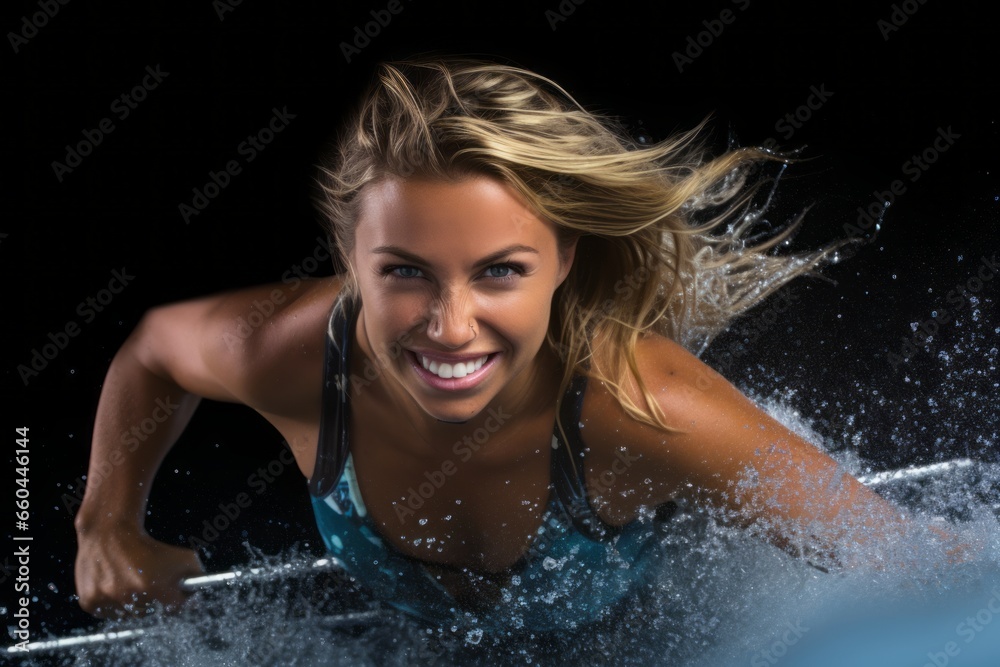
[424,401,486,425]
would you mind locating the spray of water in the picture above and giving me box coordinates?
[22,209,998,666]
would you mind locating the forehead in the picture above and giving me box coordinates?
[354,175,555,246]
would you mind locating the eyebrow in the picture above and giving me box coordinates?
[370,244,540,267]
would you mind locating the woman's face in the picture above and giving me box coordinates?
[349,175,576,424]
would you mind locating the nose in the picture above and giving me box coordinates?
[425,291,477,349]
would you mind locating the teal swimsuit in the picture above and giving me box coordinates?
[308,295,677,632]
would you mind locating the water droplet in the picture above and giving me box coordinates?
[418,518,428,525]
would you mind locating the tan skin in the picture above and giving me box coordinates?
[75,174,921,618]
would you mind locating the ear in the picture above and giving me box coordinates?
[555,235,579,287]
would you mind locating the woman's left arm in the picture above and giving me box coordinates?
[586,334,962,568]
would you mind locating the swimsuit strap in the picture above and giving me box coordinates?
[308,293,356,498]
[550,374,625,541]
[551,374,678,535]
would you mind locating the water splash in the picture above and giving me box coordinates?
[19,453,999,667]
[21,240,1000,667]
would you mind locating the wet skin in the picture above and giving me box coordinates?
[75,174,922,617]
[331,176,583,596]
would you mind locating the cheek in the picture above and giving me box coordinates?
[488,294,552,348]
[373,302,429,343]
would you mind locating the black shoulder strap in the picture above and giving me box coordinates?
[308,294,358,498]
[550,374,626,541]
[551,374,678,540]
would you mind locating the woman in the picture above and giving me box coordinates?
[74,56,930,632]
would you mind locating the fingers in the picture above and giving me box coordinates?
[75,541,207,619]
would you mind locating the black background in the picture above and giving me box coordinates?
[5,0,998,641]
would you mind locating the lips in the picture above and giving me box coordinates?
[407,350,500,391]
[419,354,488,379]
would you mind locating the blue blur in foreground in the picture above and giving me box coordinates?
[752,570,1000,667]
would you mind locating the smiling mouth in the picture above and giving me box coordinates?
[406,350,501,390]
[418,354,489,379]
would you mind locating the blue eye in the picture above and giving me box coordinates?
[381,263,524,283]
[389,266,422,279]
[484,263,525,282]
[486,265,513,279]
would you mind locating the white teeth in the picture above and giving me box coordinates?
[420,355,488,379]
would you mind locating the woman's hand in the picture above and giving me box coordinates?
[75,522,204,619]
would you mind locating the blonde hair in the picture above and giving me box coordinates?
[314,56,855,434]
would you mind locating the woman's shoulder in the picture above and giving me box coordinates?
[578,332,743,521]
[214,276,343,420]
[138,275,343,423]
[583,331,730,429]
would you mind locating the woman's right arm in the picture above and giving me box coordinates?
[74,278,336,617]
